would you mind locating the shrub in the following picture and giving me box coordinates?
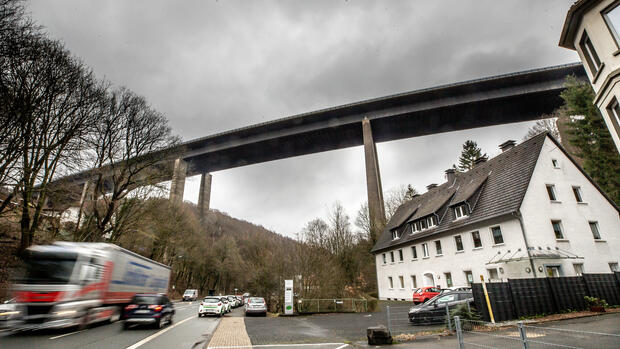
[584,296,608,308]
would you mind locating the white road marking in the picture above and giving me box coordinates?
[125,315,195,349]
[49,329,87,340]
[208,343,346,349]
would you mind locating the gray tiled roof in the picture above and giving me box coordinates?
[371,133,548,253]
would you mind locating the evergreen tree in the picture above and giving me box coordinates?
[457,140,486,171]
[559,76,620,205]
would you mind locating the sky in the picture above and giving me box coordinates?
[28,0,580,237]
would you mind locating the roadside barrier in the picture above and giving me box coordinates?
[297,298,368,313]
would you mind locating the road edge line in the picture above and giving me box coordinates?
[125,315,194,349]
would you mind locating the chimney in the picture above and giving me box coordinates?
[499,140,516,152]
[474,156,488,166]
[445,169,456,183]
[426,183,438,191]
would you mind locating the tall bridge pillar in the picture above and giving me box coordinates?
[198,173,212,221]
[169,158,187,203]
[362,117,386,243]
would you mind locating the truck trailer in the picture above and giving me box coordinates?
[9,242,170,330]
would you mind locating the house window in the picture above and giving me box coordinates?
[398,249,404,262]
[411,275,417,289]
[491,226,504,245]
[390,251,395,263]
[488,268,499,281]
[603,2,620,47]
[464,270,473,286]
[454,205,469,219]
[411,246,418,259]
[579,31,602,77]
[589,221,602,240]
[552,159,559,168]
[420,219,427,230]
[422,243,429,258]
[454,235,464,252]
[546,184,557,201]
[551,220,564,239]
[445,272,453,288]
[610,263,619,272]
[573,263,584,276]
[607,98,620,135]
[572,186,584,203]
[399,276,404,289]
[426,216,437,228]
[472,231,482,248]
[435,240,442,255]
[382,253,386,264]
[545,265,562,278]
[388,277,393,289]
[391,230,399,240]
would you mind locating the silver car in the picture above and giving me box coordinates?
[245,297,267,317]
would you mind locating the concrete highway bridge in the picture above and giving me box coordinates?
[62,63,587,234]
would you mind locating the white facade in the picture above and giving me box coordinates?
[375,136,620,301]
[561,0,620,153]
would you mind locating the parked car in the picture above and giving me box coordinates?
[245,297,267,317]
[412,286,441,304]
[198,297,225,317]
[0,298,17,329]
[182,289,198,302]
[408,291,473,325]
[226,295,238,308]
[441,286,471,294]
[123,294,175,329]
[220,297,231,313]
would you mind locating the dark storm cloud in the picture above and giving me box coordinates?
[29,0,580,236]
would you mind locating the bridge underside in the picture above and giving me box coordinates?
[183,64,585,176]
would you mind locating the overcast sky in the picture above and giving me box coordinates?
[28,0,579,237]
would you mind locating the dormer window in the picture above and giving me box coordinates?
[454,204,469,219]
[391,230,400,240]
[426,216,437,228]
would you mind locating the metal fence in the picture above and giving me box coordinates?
[384,304,449,337]
[454,316,620,349]
[296,298,367,313]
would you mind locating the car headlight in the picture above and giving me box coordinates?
[0,311,20,317]
[55,310,78,317]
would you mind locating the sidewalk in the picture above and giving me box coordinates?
[206,317,252,348]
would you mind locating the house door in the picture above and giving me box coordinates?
[423,272,434,286]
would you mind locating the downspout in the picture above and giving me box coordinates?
[513,210,538,278]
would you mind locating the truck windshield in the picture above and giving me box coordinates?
[25,258,76,284]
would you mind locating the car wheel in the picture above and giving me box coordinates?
[122,322,130,330]
[198,313,202,317]
[168,314,173,325]
[262,312,267,317]
[156,317,164,329]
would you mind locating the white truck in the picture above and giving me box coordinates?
[9,242,170,330]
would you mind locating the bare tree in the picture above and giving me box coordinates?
[0,32,103,251]
[79,87,180,241]
[523,116,561,142]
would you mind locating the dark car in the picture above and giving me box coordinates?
[123,294,175,329]
[408,291,473,325]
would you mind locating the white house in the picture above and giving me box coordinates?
[560,0,620,153]
[371,133,620,301]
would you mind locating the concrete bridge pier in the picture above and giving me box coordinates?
[169,158,187,203]
[362,117,386,242]
[198,173,212,221]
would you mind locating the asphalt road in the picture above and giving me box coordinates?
[0,301,224,349]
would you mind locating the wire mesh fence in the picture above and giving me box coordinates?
[296,298,367,313]
[454,317,620,349]
[385,304,448,337]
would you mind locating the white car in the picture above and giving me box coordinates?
[245,297,267,317]
[198,297,224,317]
[220,297,231,313]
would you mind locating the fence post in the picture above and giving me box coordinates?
[517,321,529,349]
[317,299,320,313]
[455,316,465,349]
[386,305,391,333]
[446,305,452,332]
[467,301,471,313]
